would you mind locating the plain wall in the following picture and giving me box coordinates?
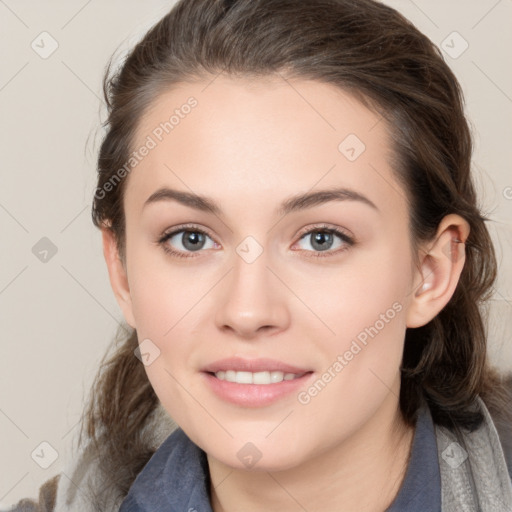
[1,0,511,506]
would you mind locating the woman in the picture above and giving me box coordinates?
[8,0,512,510]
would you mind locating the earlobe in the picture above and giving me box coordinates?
[101,228,137,329]
[406,214,470,328]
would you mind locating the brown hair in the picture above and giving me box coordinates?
[80,0,511,502]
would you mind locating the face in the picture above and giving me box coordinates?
[116,75,420,471]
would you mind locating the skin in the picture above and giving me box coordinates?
[102,75,469,511]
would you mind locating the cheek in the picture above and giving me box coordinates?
[310,237,412,389]
[127,245,200,336]
[128,263,200,418]
[300,279,408,434]
[130,278,173,338]
[316,239,412,344]
[126,251,209,369]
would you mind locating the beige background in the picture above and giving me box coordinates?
[1,0,511,507]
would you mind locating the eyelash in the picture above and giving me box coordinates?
[157,223,355,260]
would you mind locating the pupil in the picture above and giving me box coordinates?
[183,231,204,251]
[313,231,332,251]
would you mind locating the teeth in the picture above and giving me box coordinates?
[214,370,301,384]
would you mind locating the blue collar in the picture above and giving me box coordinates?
[386,402,441,511]
[120,403,440,511]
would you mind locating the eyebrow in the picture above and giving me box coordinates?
[142,186,378,216]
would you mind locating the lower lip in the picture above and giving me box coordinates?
[201,371,314,407]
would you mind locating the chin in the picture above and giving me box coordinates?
[206,440,305,473]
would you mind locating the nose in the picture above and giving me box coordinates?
[214,247,290,339]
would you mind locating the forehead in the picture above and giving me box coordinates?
[125,75,404,218]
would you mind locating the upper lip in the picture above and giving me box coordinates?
[202,357,311,374]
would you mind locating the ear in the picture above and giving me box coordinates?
[406,214,470,328]
[101,228,137,329]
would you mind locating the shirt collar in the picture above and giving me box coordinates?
[385,400,441,511]
[122,402,440,511]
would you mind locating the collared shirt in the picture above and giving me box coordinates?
[119,403,441,511]
[386,402,441,511]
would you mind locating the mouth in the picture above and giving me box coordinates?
[207,370,310,384]
[200,357,314,407]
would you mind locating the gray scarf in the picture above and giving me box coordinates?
[435,396,512,511]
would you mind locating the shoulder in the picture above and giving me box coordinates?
[5,404,179,512]
[485,371,512,481]
[5,474,60,512]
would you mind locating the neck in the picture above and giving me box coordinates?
[207,392,417,512]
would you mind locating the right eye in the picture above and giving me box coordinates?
[158,225,219,258]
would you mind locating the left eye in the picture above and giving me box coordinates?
[294,228,353,255]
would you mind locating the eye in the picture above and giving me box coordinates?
[293,224,354,258]
[158,224,218,259]
[157,223,355,259]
